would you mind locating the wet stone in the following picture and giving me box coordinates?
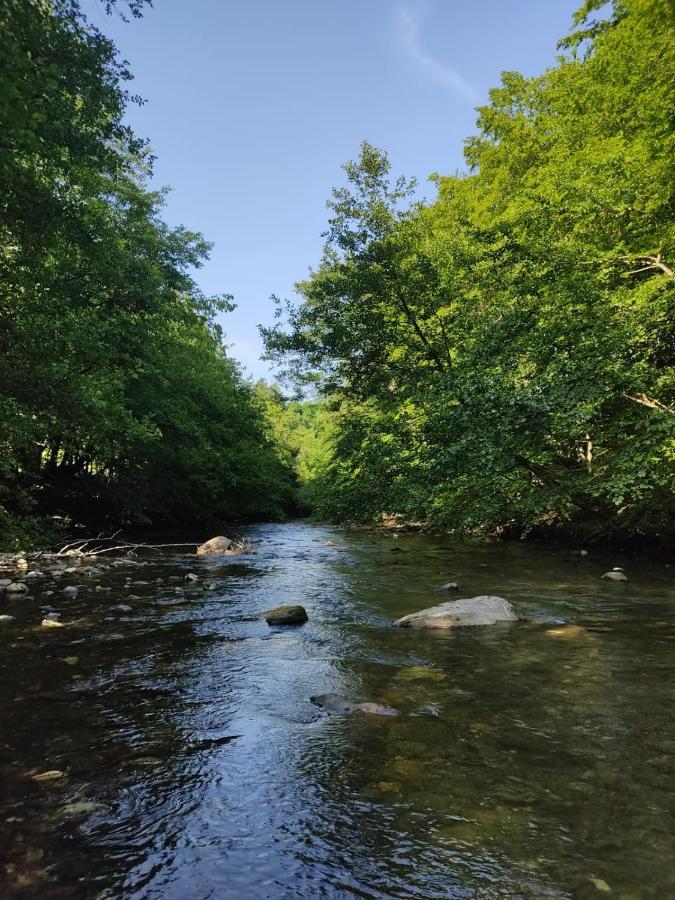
[264,605,308,626]
[6,582,29,594]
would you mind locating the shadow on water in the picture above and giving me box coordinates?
[0,522,673,897]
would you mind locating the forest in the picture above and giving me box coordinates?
[265,0,675,543]
[1,0,674,547]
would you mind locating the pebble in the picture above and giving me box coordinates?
[6,582,28,594]
[601,571,628,582]
[62,586,79,597]
[31,770,65,782]
[184,573,199,583]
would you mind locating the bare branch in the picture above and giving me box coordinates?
[624,392,674,413]
[620,253,674,279]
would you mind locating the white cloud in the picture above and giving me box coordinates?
[395,2,478,103]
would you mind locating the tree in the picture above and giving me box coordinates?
[264,1,675,541]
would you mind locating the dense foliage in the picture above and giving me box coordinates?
[265,0,675,541]
[0,0,293,545]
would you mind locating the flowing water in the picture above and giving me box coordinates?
[0,522,674,899]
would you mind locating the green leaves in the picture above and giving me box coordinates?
[264,0,675,541]
[0,0,295,540]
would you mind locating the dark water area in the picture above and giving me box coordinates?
[0,522,674,898]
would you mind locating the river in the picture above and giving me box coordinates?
[0,522,673,898]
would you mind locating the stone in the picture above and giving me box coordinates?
[196,535,234,556]
[24,570,45,579]
[264,605,308,626]
[438,582,459,591]
[601,571,628,581]
[111,604,133,613]
[62,586,79,597]
[393,595,518,629]
[0,614,16,623]
[6,582,28,594]
[203,581,218,590]
[61,801,102,817]
[0,579,12,590]
[15,557,28,571]
[546,624,587,638]
[31,770,65,782]
[311,693,399,716]
[41,617,65,628]
[184,573,199,583]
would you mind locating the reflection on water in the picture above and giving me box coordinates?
[0,523,673,898]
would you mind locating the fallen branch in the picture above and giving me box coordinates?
[51,535,251,558]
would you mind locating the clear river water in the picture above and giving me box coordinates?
[0,521,673,899]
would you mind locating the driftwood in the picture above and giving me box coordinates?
[47,532,251,558]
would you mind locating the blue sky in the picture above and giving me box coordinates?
[83,0,579,380]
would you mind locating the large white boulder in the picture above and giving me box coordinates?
[393,595,518,629]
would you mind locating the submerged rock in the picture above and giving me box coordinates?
[437,582,459,591]
[184,573,199,583]
[197,536,234,556]
[393,595,518,629]
[265,605,308,626]
[546,624,587,638]
[0,614,16,623]
[311,693,399,716]
[601,570,628,582]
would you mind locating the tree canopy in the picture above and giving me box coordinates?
[0,0,294,544]
[264,0,675,542]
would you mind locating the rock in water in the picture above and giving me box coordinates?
[196,536,234,556]
[264,605,308,626]
[437,582,459,591]
[311,693,399,716]
[6,582,28,594]
[393,595,518,629]
[601,571,628,582]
